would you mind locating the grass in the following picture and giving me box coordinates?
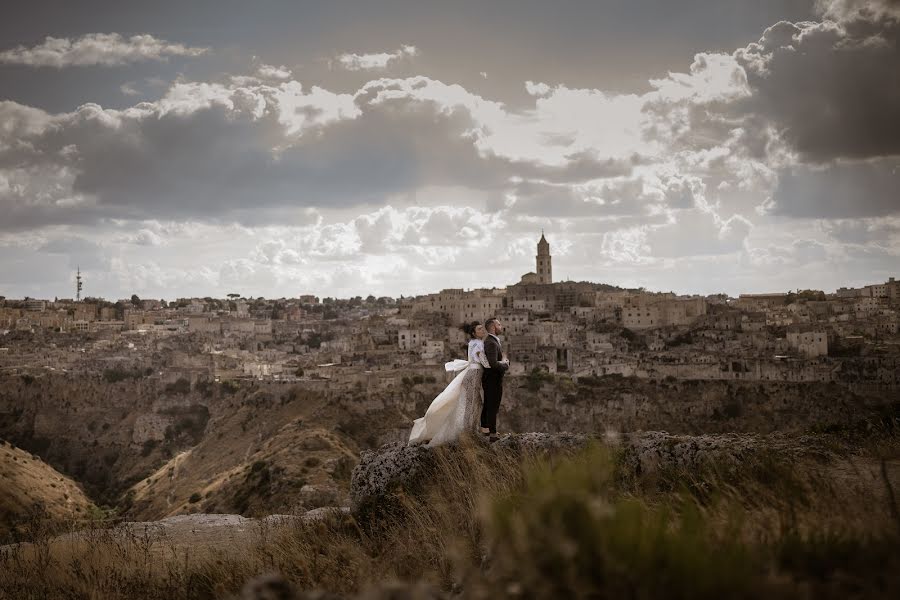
[1,436,899,599]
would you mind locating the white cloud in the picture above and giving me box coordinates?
[257,64,292,80]
[648,52,751,104]
[119,82,140,96]
[0,33,208,68]
[335,44,418,70]
[271,81,361,135]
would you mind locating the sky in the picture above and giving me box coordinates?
[1,0,898,300]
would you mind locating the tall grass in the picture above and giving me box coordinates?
[1,437,899,599]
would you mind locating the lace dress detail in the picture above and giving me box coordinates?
[460,340,489,438]
[413,339,489,446]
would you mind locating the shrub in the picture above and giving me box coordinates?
[102,368,145,383]
[139,440,158,457]
[221,379,240,395]
[164,378,191,395]
[188,492,202,504]
[524,366,554,391]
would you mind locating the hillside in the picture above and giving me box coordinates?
[125,387,357,519]
[0,438,96,541]
[3,431,899,599]
[0,371,896,523]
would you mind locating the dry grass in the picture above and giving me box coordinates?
[0,439,96,540]
[2,435,900,599]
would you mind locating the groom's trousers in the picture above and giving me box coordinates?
[481,374,504,434]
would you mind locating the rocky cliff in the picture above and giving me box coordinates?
[1,371,893,521]
[349,431,839,519]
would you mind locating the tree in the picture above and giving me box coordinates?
[130,294,141,307]
[227,293,241,299]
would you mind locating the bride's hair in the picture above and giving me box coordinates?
[460,320,482,339]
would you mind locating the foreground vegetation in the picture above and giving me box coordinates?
[2,430,899,599]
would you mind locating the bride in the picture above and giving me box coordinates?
[408,321,491,446]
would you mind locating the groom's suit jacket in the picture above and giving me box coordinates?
[483,334,508,379]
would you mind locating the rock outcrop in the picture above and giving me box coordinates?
[349,432,835,517]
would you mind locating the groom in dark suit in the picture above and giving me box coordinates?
[481,317,508,441]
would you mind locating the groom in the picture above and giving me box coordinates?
[481,317,508,441]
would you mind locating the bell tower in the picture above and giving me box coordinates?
[536,231,552,284]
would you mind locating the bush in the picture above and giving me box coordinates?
[102,368,145,383]
[524,366,555,391]
[139,440,158,457]
[164,378,191,395]
[195,379,214,398]
[188,492,202,504]
[221,379,240,395]
[488,447,758,599]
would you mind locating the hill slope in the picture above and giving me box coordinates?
[0,439,96,540]
[125,387,358,519]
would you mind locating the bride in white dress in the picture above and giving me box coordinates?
[408,321,491,446]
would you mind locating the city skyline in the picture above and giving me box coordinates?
[1,0,899,300]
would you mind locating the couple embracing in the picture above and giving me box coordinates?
[408,318,509,446]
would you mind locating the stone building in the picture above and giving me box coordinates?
[408,288,505,324]
[786,329,828,358]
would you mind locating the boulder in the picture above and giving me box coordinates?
[349,442,437,518]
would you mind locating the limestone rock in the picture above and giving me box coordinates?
[298,484,339,510]
[299,506,350,522]
[619,431,833,476]
[349,432,834,518]
[349,442,436,517]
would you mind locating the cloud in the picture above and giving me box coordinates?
[762,158,900,218]
[648,209,752,258]
[0,77,518,229]
[119,82,140,96]
[1,4,898,301]
[734,12,900,162]
[0,33,208,68]
[257,64,292,80]
[818,216,900,245]
[816,0,900,22]
[335,45,418,71]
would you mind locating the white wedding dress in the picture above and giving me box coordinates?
[408,339,490,446]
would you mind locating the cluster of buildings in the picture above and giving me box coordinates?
[1,234,898,388]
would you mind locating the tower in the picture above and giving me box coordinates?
[76,266,83,302]
[536,231,552,284]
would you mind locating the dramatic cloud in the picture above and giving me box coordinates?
[1,1,898,299]
[762,158,900,218]
[335,45,418,71]
[0,33,208,68]
[735,14,900,162]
